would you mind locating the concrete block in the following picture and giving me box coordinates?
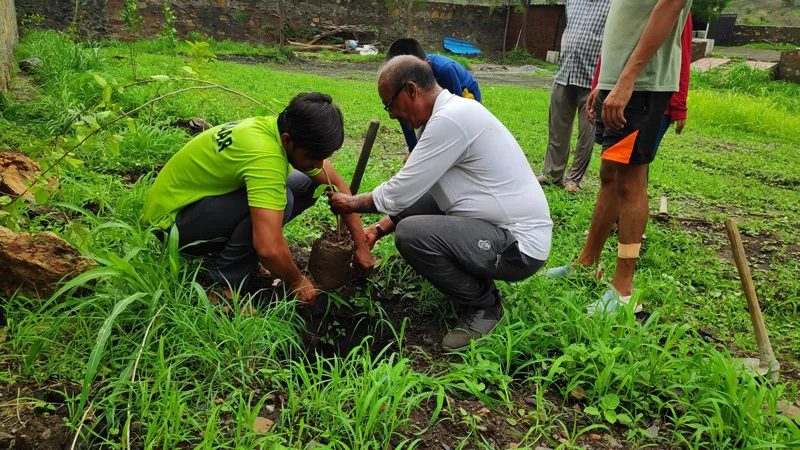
[546,51,560,65]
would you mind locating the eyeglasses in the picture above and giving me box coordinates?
[383,82,407,113]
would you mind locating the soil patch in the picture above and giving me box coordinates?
[0,380,79,450]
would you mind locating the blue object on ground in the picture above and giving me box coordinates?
[443,37,481,55]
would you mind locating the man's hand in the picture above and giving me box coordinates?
[363,225,380,250]
[674,118,686,135]
[586,89,600,121]
[353,246,374,277]
[292,275,317,305]
[327,192,355,215]
[601,80,634,130]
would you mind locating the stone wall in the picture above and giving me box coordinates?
[14,0,509,54]
[1,0,18,92]
[778,49,800,84]
[506,5,566,60]
[731,25,800,46]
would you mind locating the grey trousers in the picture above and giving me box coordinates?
[391,194,545,309]
[175,171,318,288]
[542,82,595,187]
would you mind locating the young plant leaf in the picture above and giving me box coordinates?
[102,85,112,105]
[93,74,108,88]
[584,406,600,416]
[75,292,146,423]
[313,184,338,199]
[32,187,50,205]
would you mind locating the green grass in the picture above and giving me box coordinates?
[741,43,800,51]
[2,30,800,449]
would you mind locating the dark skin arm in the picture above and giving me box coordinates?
[311,161,374,274]
[251,207,317,304]
[601,0,688,129]
[327,192,378,215]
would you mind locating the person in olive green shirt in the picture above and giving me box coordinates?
[546,0,692,315]
[144,92,373,304]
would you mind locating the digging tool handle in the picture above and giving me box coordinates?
[658,196,668,217]
[349,120,380,196]
[724,219,778,371]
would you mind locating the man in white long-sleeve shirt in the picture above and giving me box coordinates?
[328,56,552,352]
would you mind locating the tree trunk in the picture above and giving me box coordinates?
[520,0,529,50]
[503,3,510,58]
[277,0,286,45]
[406,0,414,37]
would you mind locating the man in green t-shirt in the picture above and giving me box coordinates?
[546,0,692,315]
[143,92,373,304]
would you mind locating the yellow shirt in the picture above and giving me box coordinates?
[143,116,321,229]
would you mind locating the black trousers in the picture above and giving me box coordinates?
[175,171,318,288]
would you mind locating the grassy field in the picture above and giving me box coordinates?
[727,0,800,26]
[1,30,800,449]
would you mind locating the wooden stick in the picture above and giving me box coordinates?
[724,219,780,382]
[658,196,668,216]
[349,120,380,196]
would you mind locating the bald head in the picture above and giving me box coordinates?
[378,55,437,93]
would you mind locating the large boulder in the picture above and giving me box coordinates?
[0,152,57,202]
[0,227,93,298]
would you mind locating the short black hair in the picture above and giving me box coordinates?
[381,55,437,92]
[277,92,344,159]
[386,38,426,61]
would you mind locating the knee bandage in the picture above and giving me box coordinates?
[618,243,641,259]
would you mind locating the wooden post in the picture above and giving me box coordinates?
[349,120,380,195]
[724,219,780,382]
[657,196,669,219]
[502,3,510,59]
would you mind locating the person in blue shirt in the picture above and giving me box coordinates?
[361,39,483,250]
[385,38,482,152]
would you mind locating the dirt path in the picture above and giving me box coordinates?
[714,47,782,62]
[218,55,554,89]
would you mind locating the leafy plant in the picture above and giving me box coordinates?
[157,1,178,53]
[120,0,144,79]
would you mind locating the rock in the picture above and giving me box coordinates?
[18,58,43,72]
[605,434,621,448]
[253,416,273,433]
[645,425,660,437]
[171,118,214,136]
[0,226,93,298]
[777,400,800,420]
[590,433,602,440]
[0,152,57,203]
[778,49,800,84]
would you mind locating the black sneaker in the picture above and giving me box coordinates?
[442,302,505,353]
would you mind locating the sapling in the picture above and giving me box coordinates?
[120,0,144,80]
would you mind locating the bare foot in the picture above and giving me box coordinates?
[536,174,549,184]
[565,183,580,193]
